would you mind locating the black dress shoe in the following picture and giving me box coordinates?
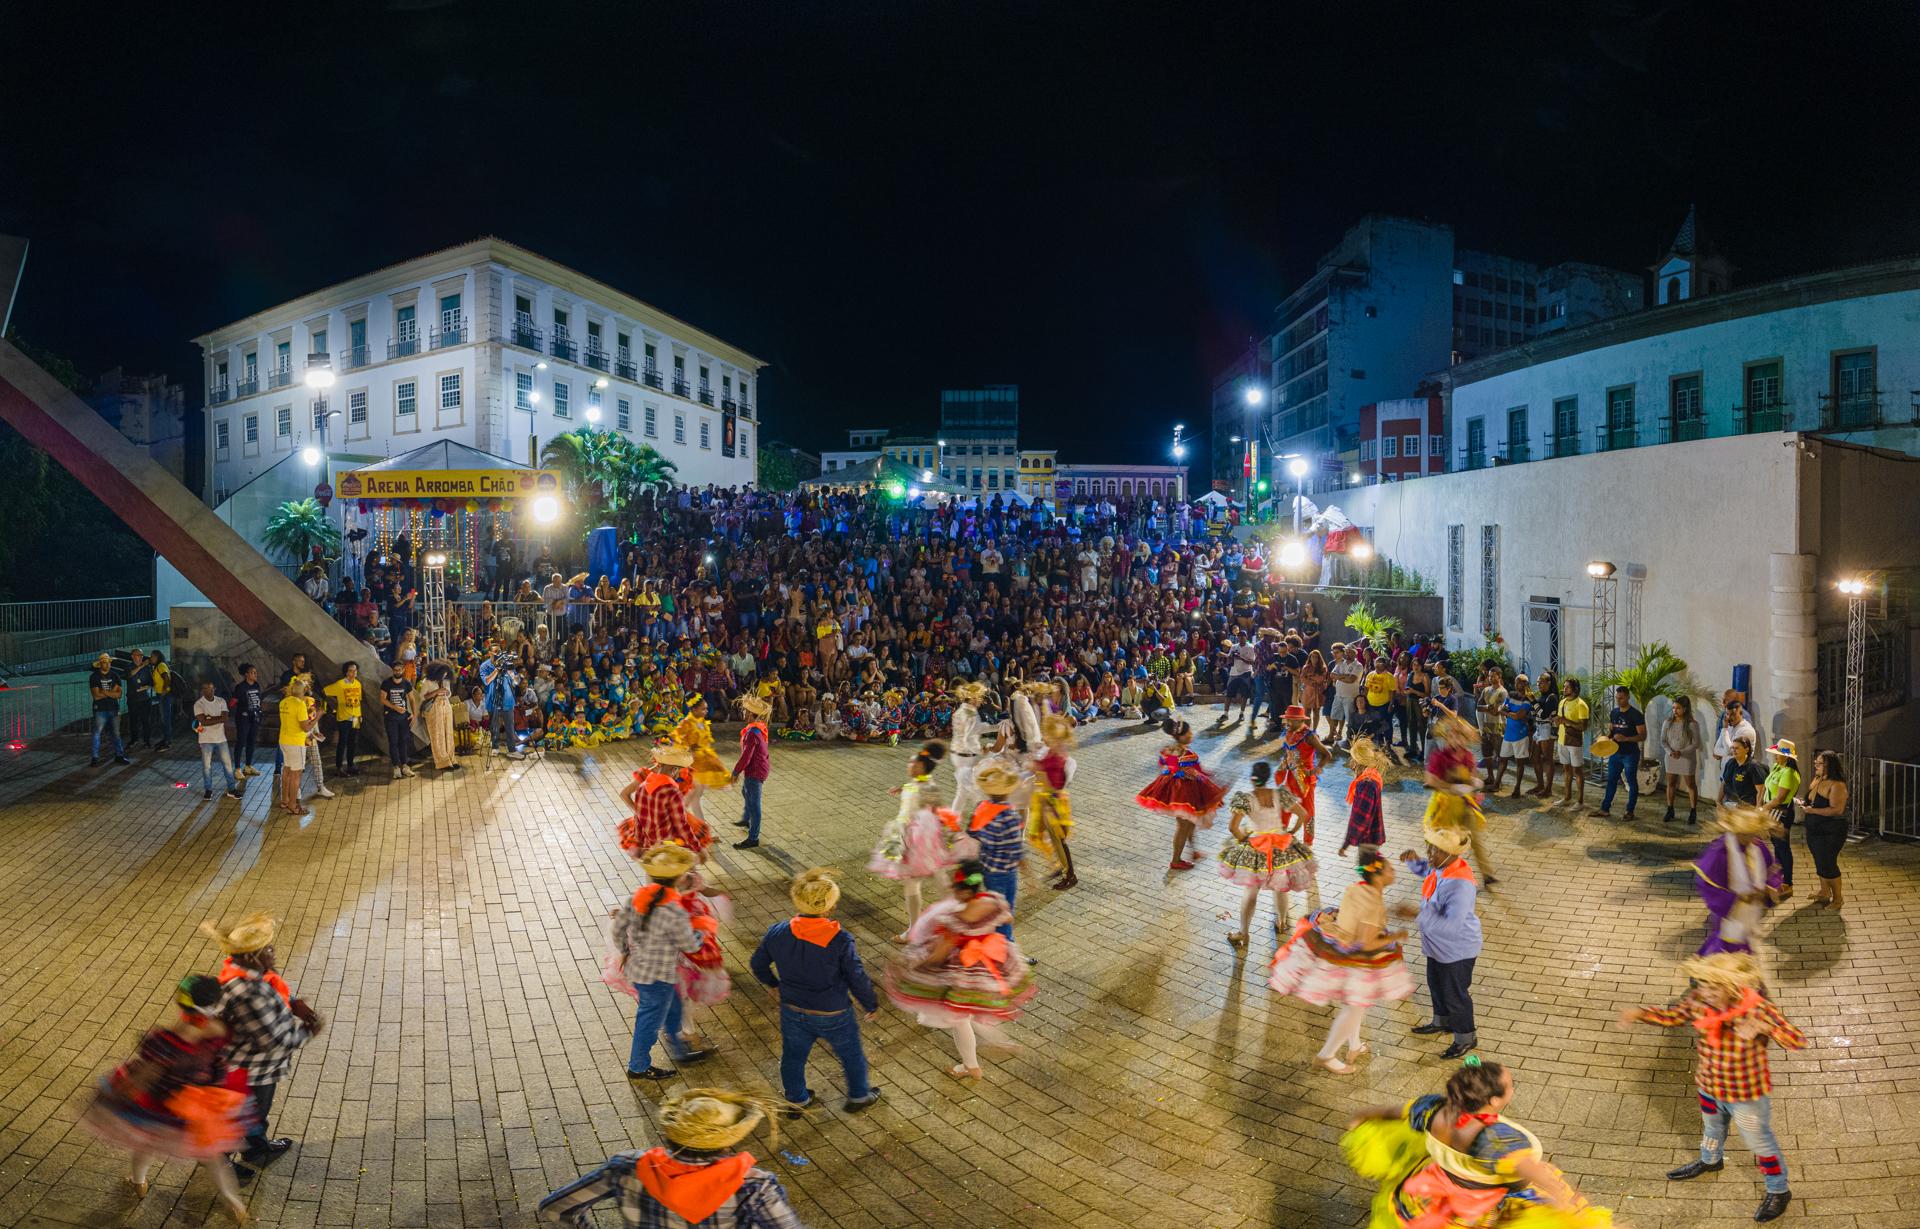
[844,1089,882,1113]
[1665,1159,1723,1181]
[1754,1191,1791,1222]
[674,1048,713,1065]
[733,838,760,849]
[1438,1039,1477,1059]
[733,819,750,827]
[1410,1022,1448,1035]
[627,1066,676,1080]
[232,1161,258,1185]
[240,1138,293,1167]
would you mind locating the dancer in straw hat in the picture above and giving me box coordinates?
[537,1087,806,1227]
[948,680,989,817]
[964,760,1029,941]
[1026,713,1078,891]
[1691,804,1783,956]
[1422,711,1499,887]
[201,912,320,1177]
[749,869,883,1114]
[885,859,1038,1081]
[620,743,712,861]
[613,841,713,1080]
[1393,827,1485,1060]
[1339,737,1390,856]
[1617,952,1805,1223]
[731,693,773,849]
[869,742,954,940]
[1269,847,1412,1074]
[81,975,256,1223]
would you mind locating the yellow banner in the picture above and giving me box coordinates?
[336,468,562,500]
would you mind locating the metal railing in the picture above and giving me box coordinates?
[642,366,664,390]
[388,332,420,360]
[1821,391,1883,431]
[721,396,738,413]
[510,321,544,350]
[1872,758,1920,839]
[0,597,155,635]
[234,376,260,398]
[267,365,293,390]
[1548,431,1581,458]
[3,619,170,675]
[431,316,468,349]
[1734,401,1788,434]
[1595,422,1637,452]
[698,386,714,406]
[550,333,578,362]
[584,346,610,372]
[1662,413,1706,443]
[738,399,752,419]
[672,376,692,397]
[1505,441,1530,464]
[208,383,231,406]
[0,680,97,743]
[340,345,371,370]
[616,358,638,381]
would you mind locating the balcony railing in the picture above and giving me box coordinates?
[550,332,577,362]
[1549,431,1580,459]
[1505,440,1530,464]
[431,316,468,349]
[615,358,638,381]
[1458,447,1487,471]
[208,383,231,406]
[1662,413,1706,443]
[584,346,610,372]
[1734,401,1788,434]
[737,399,752,419]
[698,386,714,406]
[340,345,371,371]
[672,376,692,397]
[510,320,543,350]
[642,365,664,390]
[1595,422,1637,452]
[1821,391,1883,431]
[234,377,260,398]
[267,365,293,390]
[387,332,420,360]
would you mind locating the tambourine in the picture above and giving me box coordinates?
[1589,736,1619,758]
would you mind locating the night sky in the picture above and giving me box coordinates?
[4,1,1915,464]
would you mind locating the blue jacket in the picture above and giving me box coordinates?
[1409,856,1484,963]
[750,919,878,1013]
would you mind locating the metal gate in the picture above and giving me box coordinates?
[1520,600,1561,678]
[1873,759,1920,840]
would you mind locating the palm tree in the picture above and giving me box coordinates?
[541,429,627,518]
[1590,640,1707,713]
[261,498,341,564]
[613,443,677,511]
[1343,599,1402,655]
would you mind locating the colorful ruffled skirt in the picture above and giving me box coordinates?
[1268,908,1414,1007]
[82,1080,254,1161]
[868,810,951,880]
[1218,833,1316,891]
[1136,769,1226,822]
[1342,1117,1616,1228]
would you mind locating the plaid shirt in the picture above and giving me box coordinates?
[538,1150,805,1228]
[973,802,1025,873]
[614,895,703,987]
[219,970,312,1086]
[1636,992,1807,1102]
[624,773,709,854]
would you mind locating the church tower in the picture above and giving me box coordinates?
[1651,205,1733,305]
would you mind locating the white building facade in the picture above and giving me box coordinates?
[1055,463,1186,503]
[195,238,764,501]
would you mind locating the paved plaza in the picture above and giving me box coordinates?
[0,719,1917,1229]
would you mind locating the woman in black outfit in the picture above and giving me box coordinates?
[1800,749,1851,911]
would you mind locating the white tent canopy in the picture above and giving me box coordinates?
[1196,490,1241,508]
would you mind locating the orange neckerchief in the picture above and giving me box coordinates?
[218,959,292,1005]
[1694,987,1764,1048]
[1247,830,1294,872]
[743,721,768,741]
[954,931,1010,990]
[642,771,680,796]
[1346,766,1383,805]
[632,883,684,911]
[632,1148,754,1224]
[969,800,1012,832]
[1421,857,1476,900]
[790,916,841,946]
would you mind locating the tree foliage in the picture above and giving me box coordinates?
[757,445,801,493]
[1343,599,1403,654]
[540,429,677,531]
[262,498,342,563]
[1586,640,1709,713]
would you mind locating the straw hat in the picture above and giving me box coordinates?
[1681,950,1765,991]
[659,1088,773,1151]
[639,841,698,881]
[1589,736,1619,758]
[1767,738,1796,758]
[1716,803,1773,838]
[790,868,842,915]
[739,694,771,718]
[975,762,1022,797]
[650,742,695,768]
[1040,713,1075,747]
[199,912,277,956]
[1425,826,1471,856]
[954,681,988,704]
[1021,680,1057,697]
[1348,737,1389,771]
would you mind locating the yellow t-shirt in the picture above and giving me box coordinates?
[1557,697,1590,745]
[1364,671,1396,707]
[278,695,311,746]
[323,677,363,723]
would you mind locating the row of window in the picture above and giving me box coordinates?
[1455,269,1537,300]
[1071,478,1177,498]
[211,295,466,397]
[1360,434,1447,462]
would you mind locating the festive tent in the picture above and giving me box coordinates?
[339,441,564,588]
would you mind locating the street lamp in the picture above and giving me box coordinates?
[1243,387,1264,406]
[1277,540,1307,569]
[301,446,322,467]
[531,495,560,523]
[1171,423,1186,461]
[1286,456,1310,532]
[1837,575,1870,828]
[586,405,602,424]
[1589,561,1618,677]
[303,352,335,390]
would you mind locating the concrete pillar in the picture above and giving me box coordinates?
[1767,552,1819,751]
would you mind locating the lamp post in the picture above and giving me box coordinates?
[1241,387,1265,512]
[1836,576,1868,834]
[1587,561,1618,678]
[1288,456,1309,534]
[421,550,449,661]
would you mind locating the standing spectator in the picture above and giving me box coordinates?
[126,649,154,749]
[230,663,265,776]
[277,678,315,815]
[1221,636,1256,725]
[1551,678,1589,808]
[1719,736,1763,805]
[1487,676,1534,797]
[1799,749,1851,912]
[1712,695,1758,799]
[381,669,416,779]
[323,663,364,776]
[203,913,321,1178]
[1592,686,1646,820]
[1475,666,1508,771]
[88,652,131,767]
[731,694,772,849]
[193,680,242,800]
[750,868,881,1113]
[1661,695,1702,825]
[147,651,174,751]
[1759,738,1800,893]
[1327,644,1361,745]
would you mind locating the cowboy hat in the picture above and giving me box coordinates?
[789,868,841,915]
[659,1088,772,1151]
[1766,738,1796,758]
[739,694,771,718]
[1040,713,1076,747]
[1681,950,1765,991]
[1425,826,1471,856]
[1281,704,1309,721]
[650,743,695,768]
[954,681,988,704]
[639,841,697,881]
[1347,737,1389,771]
[199,912,277,956]
[975,762,1022,797]
[1716,803,1774,837]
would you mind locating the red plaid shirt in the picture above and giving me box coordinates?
[619,771,710,856]
[1636,991,1806,1102]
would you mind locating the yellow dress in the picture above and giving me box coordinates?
[672,714,732,788]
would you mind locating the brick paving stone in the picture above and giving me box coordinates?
[1,721,1917,1227]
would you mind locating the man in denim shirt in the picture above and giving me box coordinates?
[750,869,881,1114]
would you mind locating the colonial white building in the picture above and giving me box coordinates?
[1055,463,1186,503]
[194,238,764,501]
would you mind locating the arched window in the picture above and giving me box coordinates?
[1666,276,1681,303]
[1120,480,1133,496]
[1075,479,1088,495]
[1106,479,1118,495]
[1150,480,1162,497]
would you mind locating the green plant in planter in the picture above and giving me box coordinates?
[1344,599,1402,654]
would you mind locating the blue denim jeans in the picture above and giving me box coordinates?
[741,776,764,841]
[778,1005,870,1104]
[1699,1090,1788,1194]
[91,710,125,760]
[983,868,1018,940]
[1601,751,1640,813]
[200,742,238,793]
[627,981,686,1073]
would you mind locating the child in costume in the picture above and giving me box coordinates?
[1026,713,1078,891]
[1344,1058,1617,1227]
[869,742,955,939]
[670,696,732,821]
[1341,737,1389,856]
[775,707,818,741]
[82,975,255,1223]
[1275,704,1330,845]
[1691,804,1783,955]
[1219,760,1316,948]
[1270,846,1413,1074]
[1424,711,1498,885]
[1135,718,1227,871]
[1616,951,1805,1224]
[884,859,1038,1081]
[618,744,712,860]
[673,863,733,1045]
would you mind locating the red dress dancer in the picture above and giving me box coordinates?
[618,744,712,859]
[1135,720,1227,871]
[1276,706,1327,845]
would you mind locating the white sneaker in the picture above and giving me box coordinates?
[315,786,336,798]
